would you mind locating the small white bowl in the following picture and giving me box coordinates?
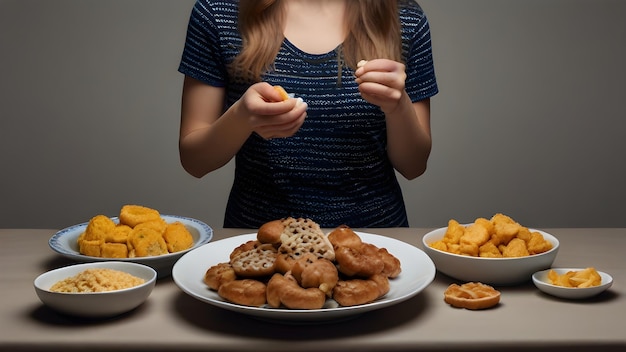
[532,268,613,299]
[34,261,157,317]
[422,227,559,285]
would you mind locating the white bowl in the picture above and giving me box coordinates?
[422,227,559,285]
[532,268,613,299]
[49,215,213,277]
[34,261,157,317]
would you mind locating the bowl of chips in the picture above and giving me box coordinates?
[34,261,157,317]
[422,214,559,286]
[532,268,613,299]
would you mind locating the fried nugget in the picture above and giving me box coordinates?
[478,241,502,258]
[105,224,132,244]
[83,215,116,241]
[526,231,553,255]
[502,238,529,257]
[443,219,465,244]
[100,242,129,258]
[163,221,194,253]
[119,204,161,228]
[127,226,168,257]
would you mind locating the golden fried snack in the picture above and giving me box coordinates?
[218,279,267,307]
[334,245,384,277]
[266,273,326,310]
[83,214,116,241]
[100,242,128,258]
[204,263,237,291]
[444,282,501,310]
[501,238,530,258]
[119,204,161,228]
[230,243,277,277]
[127,226,168,257]
[163,221,194,253]
[327,225,363,249]
[290,253,338,296]
[333,274,389,307]
[548,268,602,288]
[429,214,552,258]
[78,238,101,257]
[273,85,290,101]
[105,224,132,244]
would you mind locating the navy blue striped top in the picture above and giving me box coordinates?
[179,0,438,228]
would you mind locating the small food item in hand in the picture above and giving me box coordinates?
[217,279,267,307]
[444,282,501,310]
[50,268,145,293]
[548,267,602,288]
[273,85,290,101]
[357,60,368,68]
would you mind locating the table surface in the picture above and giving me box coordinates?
[1,227,624,352]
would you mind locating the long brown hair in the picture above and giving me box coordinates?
[231,0,402,83]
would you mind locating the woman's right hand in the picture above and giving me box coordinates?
[238,82,308,140]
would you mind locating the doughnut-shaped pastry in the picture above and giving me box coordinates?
[332,274,389,307]
[290,253,338,296]
[327,225,362,249]
[119,204,161,228]
[218,279,267,307]
[334,245,384,277]
[266,273,326,310]
[204,263,237,291]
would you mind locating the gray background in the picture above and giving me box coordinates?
[1,0,624,229]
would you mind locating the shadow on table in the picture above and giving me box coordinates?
[171,288,433,339]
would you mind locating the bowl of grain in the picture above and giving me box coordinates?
[34,261,157,317]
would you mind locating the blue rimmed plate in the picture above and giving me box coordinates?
[49,215,213,277]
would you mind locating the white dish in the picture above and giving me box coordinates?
[49,215,213,277]
[422,226,559,285]
[173,232,436,323]
[34,261,157,317]
[532,268,613,299]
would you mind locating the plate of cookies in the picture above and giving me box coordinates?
[172,218,436,322]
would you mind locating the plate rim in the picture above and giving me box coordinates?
[172,231,436,321]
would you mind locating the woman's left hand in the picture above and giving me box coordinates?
[354,59,408,114]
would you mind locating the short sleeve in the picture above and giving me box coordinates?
[177,0,230,87]
[401,4,439,102]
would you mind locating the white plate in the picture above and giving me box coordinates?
[49,215,213,277]
[532,268,613,299]
[172,232,436,323]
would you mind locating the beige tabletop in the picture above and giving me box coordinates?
[1,227,624,352]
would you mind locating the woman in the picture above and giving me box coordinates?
[178,0,438,228]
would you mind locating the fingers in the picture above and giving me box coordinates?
[243,84,308,139]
